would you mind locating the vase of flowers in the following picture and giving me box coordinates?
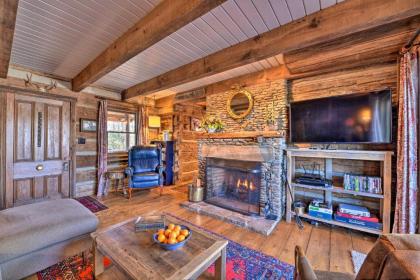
[200,115,224,133]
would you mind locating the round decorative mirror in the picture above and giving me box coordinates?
[227,89,253,119]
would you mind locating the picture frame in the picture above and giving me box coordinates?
[80,118,97,132]
[190,117,202,132]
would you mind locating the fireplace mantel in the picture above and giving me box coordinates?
[202,144,274,162]
[195,130,286,139]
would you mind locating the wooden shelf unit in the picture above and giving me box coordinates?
[285,148,393,234]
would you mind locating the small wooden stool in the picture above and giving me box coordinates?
[105,171,126,196]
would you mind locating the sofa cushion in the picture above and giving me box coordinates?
[0,199,98,263]
[132,172,159,182]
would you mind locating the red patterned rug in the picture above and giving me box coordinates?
[37,213,294,280]
[74,196,108,213]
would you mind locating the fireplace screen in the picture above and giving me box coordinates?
[205,157,261,216]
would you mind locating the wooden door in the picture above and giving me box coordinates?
[5,93,71,207]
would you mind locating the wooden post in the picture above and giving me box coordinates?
[93,240,105,278]
[286,151,295,222]
[382,152,392,233]
[324,158,333,205]
[215,247,226,280]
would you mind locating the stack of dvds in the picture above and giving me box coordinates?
[343,173,382,194]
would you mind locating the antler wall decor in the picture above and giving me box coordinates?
[24,73,57,92]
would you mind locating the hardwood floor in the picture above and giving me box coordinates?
[26,186,376,279]
[96,186,376,275]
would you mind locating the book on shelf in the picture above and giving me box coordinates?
[308,200,333,220]
[334,214,382,230]
[335,211,379,223]
[309,210,333,220]
[338,203,371,217]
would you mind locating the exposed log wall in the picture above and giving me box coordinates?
[74,94,99,197]
[290,63,398,104]
[284,17,418,75]
[173,104,205,186]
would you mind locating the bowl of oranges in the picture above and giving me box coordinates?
[153,223,191,250]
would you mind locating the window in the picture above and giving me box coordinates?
[107,111,137,152]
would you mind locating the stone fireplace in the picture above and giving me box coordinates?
[199,136,286,218]
[181,133,286,235]
[180,79,288,235]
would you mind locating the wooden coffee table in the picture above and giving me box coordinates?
[92,216,228,280]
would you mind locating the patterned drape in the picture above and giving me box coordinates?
[393,45,419,233]
[96,100,108,197]
[138,105,149,145]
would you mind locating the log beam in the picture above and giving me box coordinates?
[284,16,420,74]
[123,0,420,100]
[72,0,226,92]
[0,0,19,78]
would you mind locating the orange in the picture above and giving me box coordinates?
[157,234,166,243]
[169,231,178,239]
[164,229,172,237]
[174,225,181,232]
[180,229,189,237]
[177,235,185,242]
[167,223,175,230]
[157,229,165,235]
[167,237,177,244]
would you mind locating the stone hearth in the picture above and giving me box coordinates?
[181,201,278,235]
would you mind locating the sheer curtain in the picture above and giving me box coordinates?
[96,100,108,197]
[393,45,419,233]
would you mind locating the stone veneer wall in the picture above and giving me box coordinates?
[198,137,287,218]
[206,79,288,132]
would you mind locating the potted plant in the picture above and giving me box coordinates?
[200,115,224,133]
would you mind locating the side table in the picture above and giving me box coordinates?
[105,171,126,196]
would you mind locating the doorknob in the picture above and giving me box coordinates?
[35,164,44,171]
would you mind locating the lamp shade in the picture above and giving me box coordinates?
[148,115,161,128]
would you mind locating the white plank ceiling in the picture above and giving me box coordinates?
[10,0,344,97]
[10,0,161,79]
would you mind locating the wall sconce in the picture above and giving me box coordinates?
[148,115,161,128]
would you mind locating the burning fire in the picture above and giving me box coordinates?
[236,178,255,191]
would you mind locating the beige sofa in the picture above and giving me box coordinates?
[0,199,98,280]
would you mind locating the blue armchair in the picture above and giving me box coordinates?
[125,145,163,198]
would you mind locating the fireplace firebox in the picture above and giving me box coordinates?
[205,157,261,216]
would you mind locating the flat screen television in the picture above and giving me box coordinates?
[289,90,392,144]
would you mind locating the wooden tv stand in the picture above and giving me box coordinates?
[285,148,393,234]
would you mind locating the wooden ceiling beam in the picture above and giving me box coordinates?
[71,0,226,92]
[0,0,19,78]
[123,0,420,100]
